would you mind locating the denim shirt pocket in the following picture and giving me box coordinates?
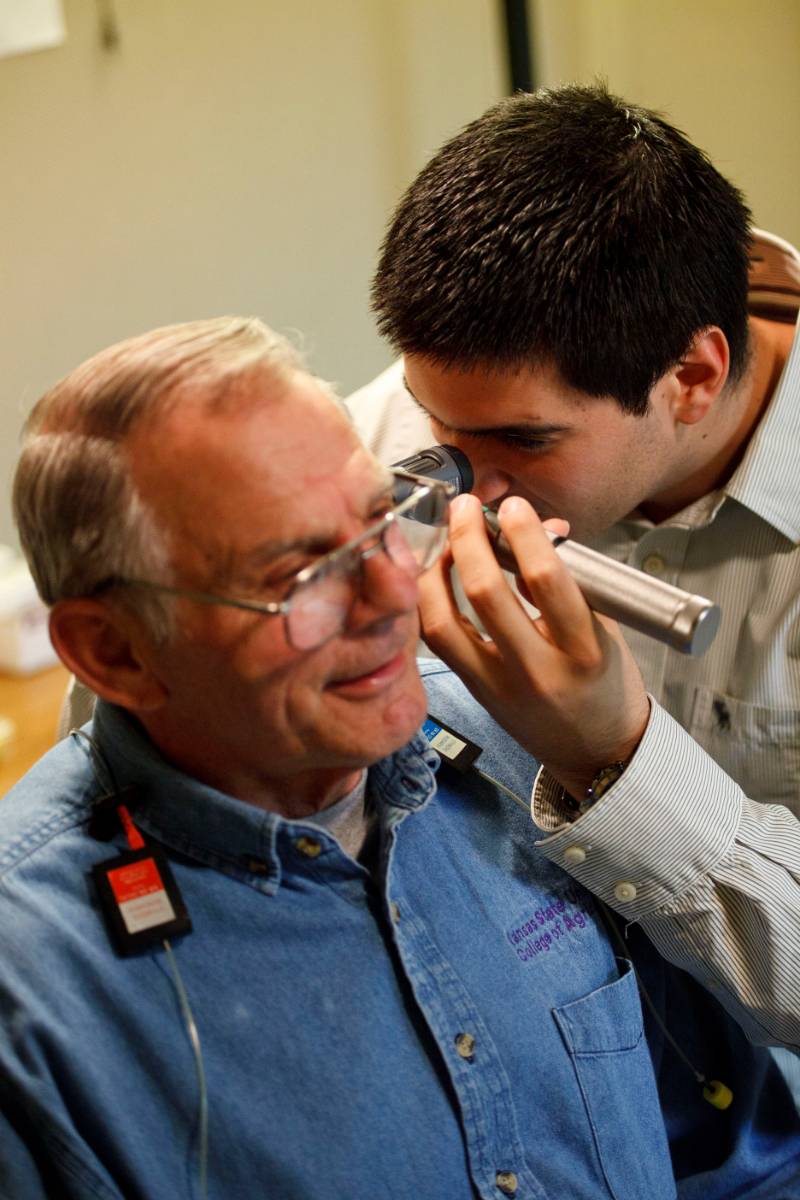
[553,959,676,1200]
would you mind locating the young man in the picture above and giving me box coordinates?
[3,317,799,1198]
[366,84,800,1054]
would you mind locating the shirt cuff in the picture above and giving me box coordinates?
[530,698,743,919]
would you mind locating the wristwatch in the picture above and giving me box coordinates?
[588,760,627,803]
[565,760,627,818]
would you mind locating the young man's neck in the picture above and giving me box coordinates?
[641,315,794,524]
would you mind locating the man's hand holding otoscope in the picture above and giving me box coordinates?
[394,444,720,657]
[393,442,713,803]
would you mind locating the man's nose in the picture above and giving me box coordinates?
[350,545,418,627]
[469,462,513,507]
[436,435,513,506]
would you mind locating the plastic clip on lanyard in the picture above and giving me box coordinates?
[93,799,192,957]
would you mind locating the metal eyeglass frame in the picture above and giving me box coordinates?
[103,469,454,650]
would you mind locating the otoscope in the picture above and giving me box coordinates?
[393,444,721,657]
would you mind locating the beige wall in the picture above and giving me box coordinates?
[0,0,504,547]
[533,0,800,245]
[2,1,798,551]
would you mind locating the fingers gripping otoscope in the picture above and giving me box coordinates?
[393,444,721,657]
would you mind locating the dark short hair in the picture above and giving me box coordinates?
[372,84,752,414]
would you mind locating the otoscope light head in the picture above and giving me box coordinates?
[392,445,474,494]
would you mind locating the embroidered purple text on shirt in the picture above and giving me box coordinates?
[506,889,595,963]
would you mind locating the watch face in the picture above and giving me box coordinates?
[590,762,626,801]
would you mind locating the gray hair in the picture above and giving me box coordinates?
[12,316,305,641]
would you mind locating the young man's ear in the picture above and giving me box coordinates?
[671,327,730,425]
[49,598,168,713]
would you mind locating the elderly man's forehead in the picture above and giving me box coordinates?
[144,366,359,462]
[159,362,328,418]
[135,409,391,590]
[132,363,350,449]
[126,369,386,531]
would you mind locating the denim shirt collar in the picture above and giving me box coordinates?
[90,700,439,895]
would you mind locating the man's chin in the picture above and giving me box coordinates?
[383,672,428,741]
[351,659,428,765]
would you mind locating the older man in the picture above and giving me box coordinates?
[2,318,799,1199]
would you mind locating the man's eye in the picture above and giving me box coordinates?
[366,490,396,520]
[235,564,307,598]
[492,434,554,453]
[457,429,555,454]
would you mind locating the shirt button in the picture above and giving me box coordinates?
[614,880,638,902]
[454,1032,476,1060]
[294,836,322,858]
[563,846,587,866]
[495,1170,518,1195]
[389,901,402,923]
[642,553,665,575]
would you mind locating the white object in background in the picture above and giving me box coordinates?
[0,549,57,675]
[0,714,15,764]
[0,0,65,60]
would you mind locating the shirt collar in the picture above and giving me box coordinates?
[90,700,439,892]
[723,312,800,542]
[631,233,800,542]
[722,230,800,542]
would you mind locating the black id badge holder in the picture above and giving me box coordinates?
[422,714,482,772]
[92,789,192,957]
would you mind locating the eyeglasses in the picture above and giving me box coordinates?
[104,470,452,651]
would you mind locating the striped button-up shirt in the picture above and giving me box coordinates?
[532,230,800,1051]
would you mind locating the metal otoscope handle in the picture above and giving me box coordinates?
[393,445,721,657]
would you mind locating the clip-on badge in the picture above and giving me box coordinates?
[93,796,191,956]
[422,714,482,772]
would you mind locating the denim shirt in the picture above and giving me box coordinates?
[0,661,797,1200]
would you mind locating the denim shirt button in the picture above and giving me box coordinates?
[389,901,402,923]
[294,836,322,859]
[495,1170,518,1195]
[454,1032,476,1060]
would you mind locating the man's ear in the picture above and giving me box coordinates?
[49,598,168,712]
[671,327,730,426]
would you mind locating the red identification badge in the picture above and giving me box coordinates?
[108,854,177,933]
[93,805,191,955]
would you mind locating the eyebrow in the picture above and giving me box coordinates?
[211,473,397,585]
[402,376,570,440]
